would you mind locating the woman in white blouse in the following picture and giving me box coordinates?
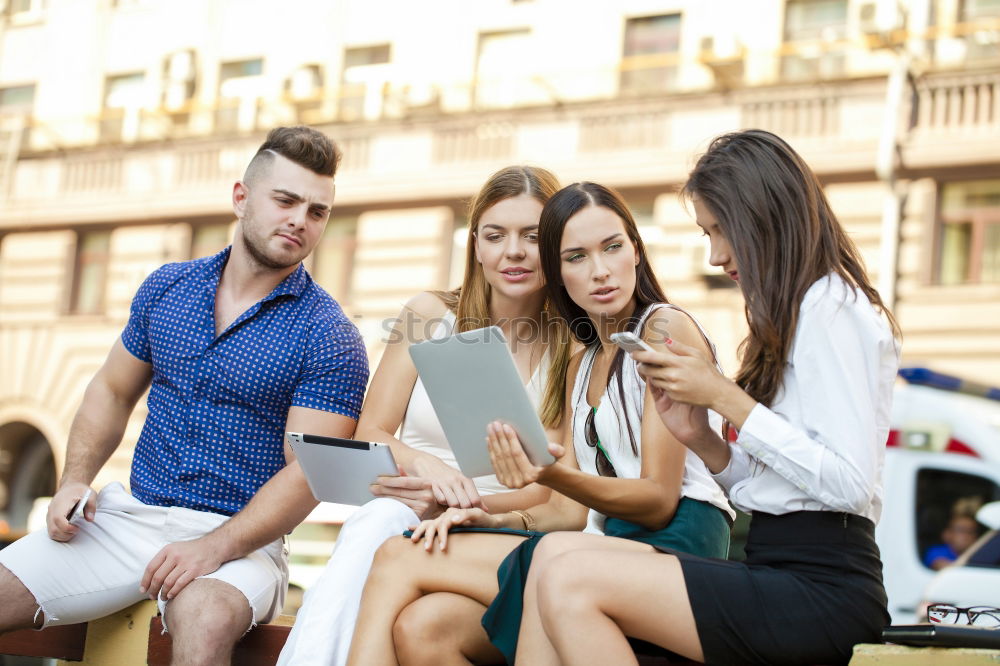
[512,129,901,665]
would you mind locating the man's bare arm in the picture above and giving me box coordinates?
[47,338,153,541]
[141,406,357,600]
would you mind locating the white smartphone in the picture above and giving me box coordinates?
[66,488,92,523]
[610,331,656,354]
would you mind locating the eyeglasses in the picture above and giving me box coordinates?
[584,406,617,477]
[927,604,1000,628]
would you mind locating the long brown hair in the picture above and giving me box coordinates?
[683,129,900,407]
[435,166,570,428]
[538,182,669,455]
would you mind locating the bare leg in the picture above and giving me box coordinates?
[535,549,703,664]
[516,533,654,665]
[0,565,42,632]
[394,593,504,666]
[165,578,253,666]
[346,532,526,666]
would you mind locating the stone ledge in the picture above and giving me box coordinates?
[851,642,1000,665]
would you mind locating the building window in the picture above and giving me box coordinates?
[938,179,1000,285]
[339,44,391,121]
[7,0,44,18]
[961,0,1000,61]
[217,58,263,133]
[190,222,231,259]
[781,0,848,81]
[100,72,144,143]
[286,63,324,123]
[161,49,197,133]
[311,217,357,307]
[962,0,1000,21]
[620,14,681,95]
[69,230,112,315]
[0,85,34,113]
[474,29,534,108]
[0,85,35,149]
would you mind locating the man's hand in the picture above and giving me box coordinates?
[140,536,226,601]
[46,483,96,542]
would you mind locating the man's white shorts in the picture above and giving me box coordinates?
[0,482,288,630]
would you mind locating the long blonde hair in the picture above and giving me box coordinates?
[435,166,570,428]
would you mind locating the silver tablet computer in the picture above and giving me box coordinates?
[408,325,554,478]
[287,433,397,506]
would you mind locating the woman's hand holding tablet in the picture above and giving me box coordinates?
[486,422,566,489]
[409,326,555,477]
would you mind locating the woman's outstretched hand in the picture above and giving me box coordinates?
[408,507,496,551]
[486,422,563,489]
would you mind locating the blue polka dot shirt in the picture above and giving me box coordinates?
[121,247,368,516]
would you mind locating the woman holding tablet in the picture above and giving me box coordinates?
[345,182,733,666]
[520,130,900,665]
[278,165,567,666]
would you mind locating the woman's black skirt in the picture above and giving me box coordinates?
[674,510,889,665]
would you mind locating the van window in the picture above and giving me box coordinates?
[915,468,1000,569]
[968,532,1000,568]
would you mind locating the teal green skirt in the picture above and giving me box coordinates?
[480,497,731,664]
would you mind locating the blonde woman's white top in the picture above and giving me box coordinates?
[398,309,547,496]
[713,273,899,524]
[572,303,735,535]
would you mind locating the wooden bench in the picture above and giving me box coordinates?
[0,601,296,666]
[8,610,1000,666]
[147,615,294,666]
[0,600,698,665]
[0,623,88,661]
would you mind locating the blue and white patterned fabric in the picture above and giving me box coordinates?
[121,247,368,516]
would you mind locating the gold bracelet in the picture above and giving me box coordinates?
[510,509,536,531]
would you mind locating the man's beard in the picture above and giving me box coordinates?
[240,207,300,271]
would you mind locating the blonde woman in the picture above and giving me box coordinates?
[278,166,569,666]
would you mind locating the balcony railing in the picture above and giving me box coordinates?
[742,95,840,137]
[915,71,1000,135]
[2,68,999,225]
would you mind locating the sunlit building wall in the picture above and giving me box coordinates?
[0,0,998,527]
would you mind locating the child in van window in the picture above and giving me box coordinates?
[925,500,984,570]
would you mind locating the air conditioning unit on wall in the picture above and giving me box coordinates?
[163,49,197,111]
[859,1,905,38]
[699,35,745,90]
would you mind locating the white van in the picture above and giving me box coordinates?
[878,368,1000,623]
